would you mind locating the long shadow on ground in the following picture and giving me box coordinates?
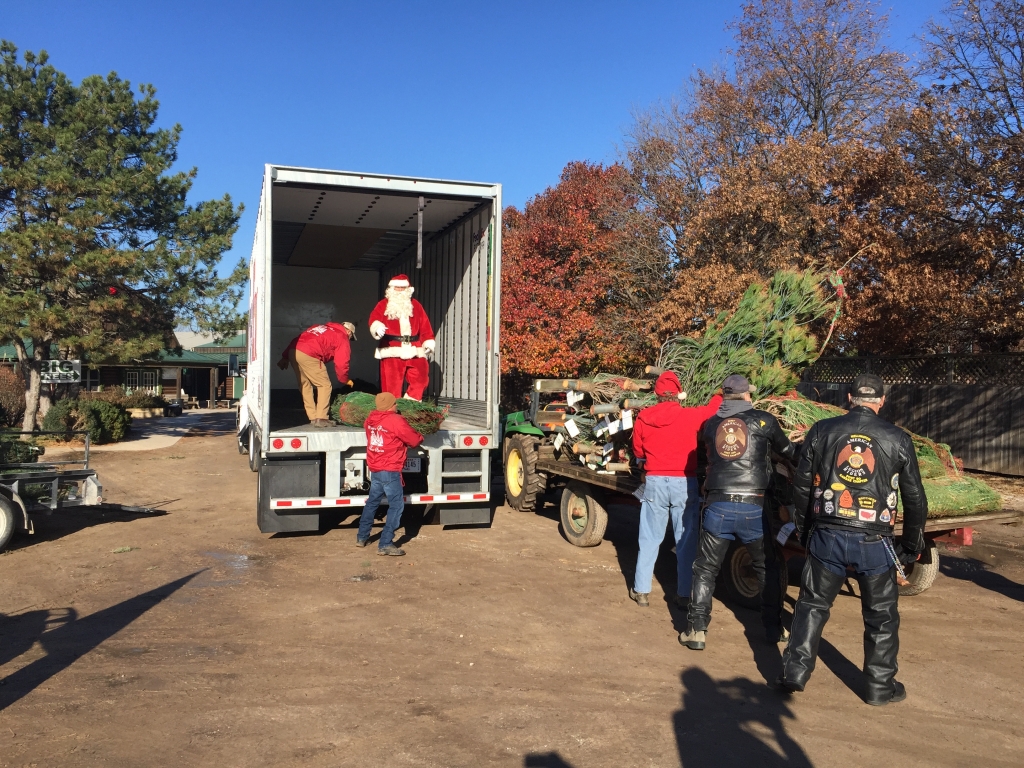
[939,553,1024,603]
[0,571,203,711]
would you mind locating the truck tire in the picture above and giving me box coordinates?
[503,434,546,511]
[559,481,609,547]
[719,539,786,610]
[248,428,260,472]
[0,497,16,553]
[238,425,249,455]
[899,540,939,596]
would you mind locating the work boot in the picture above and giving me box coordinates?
[313,419,331,428]
[774,674,804,694]
[628,589,649,607]
[866,680,906,706]
[678,627,706,651]
[377,545,406,556]
[355,538,368,548]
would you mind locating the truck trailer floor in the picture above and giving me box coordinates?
[2,412,1023,767]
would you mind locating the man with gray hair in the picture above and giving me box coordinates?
[777,373,928,706]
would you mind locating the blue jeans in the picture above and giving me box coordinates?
[634,475,700,596]
[809,527,892,577]
[357,471,404,549]
[701,501,764,543]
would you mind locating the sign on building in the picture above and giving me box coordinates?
[40,360,82,383]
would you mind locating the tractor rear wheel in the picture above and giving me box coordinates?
[503,434,547,511]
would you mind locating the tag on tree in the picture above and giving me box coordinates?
[621,410,633,429]
[775,522,796,545]
[608,418,621,435]
[553,433,565,451]
[565,419,580,437]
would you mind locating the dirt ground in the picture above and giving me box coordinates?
[3,413,1024,767]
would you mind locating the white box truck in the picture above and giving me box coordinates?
[240,165,501,533]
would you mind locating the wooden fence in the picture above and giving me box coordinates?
[800,355,1024,476]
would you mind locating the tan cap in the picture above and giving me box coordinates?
[342,321,357,340]
[375,392,397,411]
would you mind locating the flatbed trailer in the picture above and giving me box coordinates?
[0,431,103,552]
[504,390,1024,602]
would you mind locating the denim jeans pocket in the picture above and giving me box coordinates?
[859,538,891,573]
[702,510,726,537]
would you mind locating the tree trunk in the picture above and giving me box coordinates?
[14,339,46,435]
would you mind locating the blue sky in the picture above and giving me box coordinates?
[4,0,948,273]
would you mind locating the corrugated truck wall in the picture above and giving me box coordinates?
[383,202,492,426]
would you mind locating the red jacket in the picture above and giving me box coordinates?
[365,409,424,472]
[281,323,351,381]
[632,395,723,477]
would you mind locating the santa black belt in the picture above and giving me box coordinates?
[382,334,419,343]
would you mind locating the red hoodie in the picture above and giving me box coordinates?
[632,395,723,477]
[365,409,424,472]
[280,323,351,382]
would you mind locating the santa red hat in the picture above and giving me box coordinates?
[388,274,410,287]
[654,371,683,395]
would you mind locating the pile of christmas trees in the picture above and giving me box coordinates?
[535,267,1001,516]
[329,392,449,435]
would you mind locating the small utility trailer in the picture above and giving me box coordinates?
[503,382,1024,601]
[0,431,155,554]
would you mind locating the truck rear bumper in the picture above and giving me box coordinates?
[271,491,489,510]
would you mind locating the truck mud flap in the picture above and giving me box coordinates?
[258,457,322,533]
[438,503,492,526]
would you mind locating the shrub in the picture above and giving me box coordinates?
[41,398,132,444]
[0,366,25,427]
[80,386,169,410]
[0,435,43,464]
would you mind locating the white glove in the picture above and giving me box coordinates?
[369,321,386,341]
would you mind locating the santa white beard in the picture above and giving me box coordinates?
[384,286,414,320]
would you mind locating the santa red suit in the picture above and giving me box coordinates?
[368,274,436,400]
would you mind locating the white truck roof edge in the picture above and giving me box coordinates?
[270,165,500,198]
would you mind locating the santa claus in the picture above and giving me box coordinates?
[368,274,436,400]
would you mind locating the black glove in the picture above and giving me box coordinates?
[894,542,920,567]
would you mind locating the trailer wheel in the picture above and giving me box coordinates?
[238,425,249,455]
[0,497,16,553]
[559,482,609,547]
[899,540,939,596]
[719,540,785,610]
[503,434,546,511]
[248,428,260,472]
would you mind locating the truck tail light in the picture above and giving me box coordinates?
[290,438,302,449]
[479,436,489,447]
[463,436,474,446]
[272,438,284,449]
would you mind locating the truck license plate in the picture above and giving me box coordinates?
[402,457,421,473]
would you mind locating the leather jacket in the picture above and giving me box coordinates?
[793,405,928,555]
[701,405,796,496]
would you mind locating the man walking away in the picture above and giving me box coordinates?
[629,371,723,609]
[681,374,796,650]
[777,374,927,705]
[278,321,356,427]
[357,392,424,556]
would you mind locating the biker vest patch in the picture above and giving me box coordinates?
[715,418,749,461]
[835,434,876,486]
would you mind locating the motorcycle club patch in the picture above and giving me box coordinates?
[887,492,897,508]
[880,509,892,523]
[859,509,877,522]
[824,501,835,515]
[831,482,846,491]
[814,488,823,498]
[839,490,854,508]
[715,418,749,460]
[838,506,856,518]
[836,435,877,485]
[814,474,821,486]
[823,489,834,500]
[890,473,900,490]
[813,500,821,515]
[858,496,876,509]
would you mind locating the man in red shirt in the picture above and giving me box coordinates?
[629,371,723,609]
[277,321,356,427]
[356,392,424,555]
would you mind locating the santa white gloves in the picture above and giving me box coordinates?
[370,320,387,341]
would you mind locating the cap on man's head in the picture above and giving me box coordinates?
[388,274,410,288]
[342,321,357,340]
[722,374,753,395]
[654,371,683,396]
[375,392,397,411]
[852,373,884,398]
